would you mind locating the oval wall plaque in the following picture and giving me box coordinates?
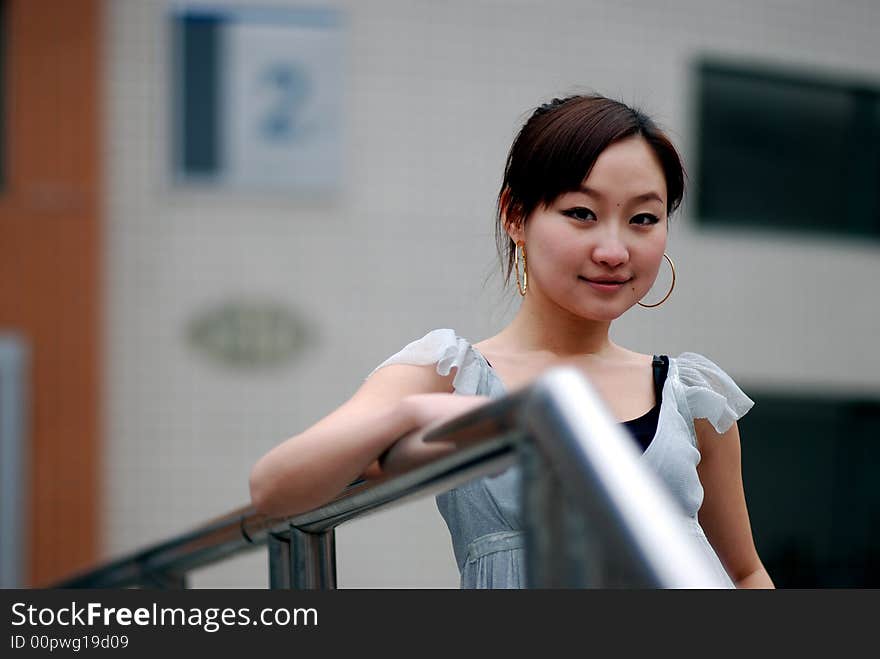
[187,300,310,369]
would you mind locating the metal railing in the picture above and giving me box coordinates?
[54,366,729,589]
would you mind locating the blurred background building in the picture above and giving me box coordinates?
[0,0,878,588]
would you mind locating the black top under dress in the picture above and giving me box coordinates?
[483,355,669,452]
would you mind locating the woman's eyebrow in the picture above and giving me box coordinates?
[577,184,604,199]
[576,185,664,205]
[630,191,665,205]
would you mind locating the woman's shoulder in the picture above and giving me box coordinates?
[371,329,464,365]
[669,351,755,434]
[671,351,746,391]
[614,346,657,368]
[367,328,487,394]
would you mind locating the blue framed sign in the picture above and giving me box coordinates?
[172,6,345,193]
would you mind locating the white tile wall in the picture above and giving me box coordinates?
[103,0,880,587]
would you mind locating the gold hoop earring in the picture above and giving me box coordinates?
[638,253,676,308]
[514,242,528,296]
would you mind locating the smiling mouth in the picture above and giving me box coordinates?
[579,276,632,284]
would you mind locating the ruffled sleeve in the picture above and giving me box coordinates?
[366,328,485,394]
[675,352,755,435]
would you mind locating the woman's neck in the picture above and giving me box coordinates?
[493,297,618,360]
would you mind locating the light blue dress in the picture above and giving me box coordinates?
[368,328,754,588]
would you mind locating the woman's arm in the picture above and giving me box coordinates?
[249,363,490,518]
[694,418,775,589]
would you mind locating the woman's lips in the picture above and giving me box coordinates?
[579,276,631,292]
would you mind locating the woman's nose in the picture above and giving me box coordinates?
[592,238,629,268]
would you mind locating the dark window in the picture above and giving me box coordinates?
[695,59,880,239]
[739,392,880,587]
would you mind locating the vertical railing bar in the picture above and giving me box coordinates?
[268,532,292,589]
[522,369,731,588]
[521,440,546,588]
[290,526,336,590]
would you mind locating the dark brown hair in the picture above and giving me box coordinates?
[496,94,685,286]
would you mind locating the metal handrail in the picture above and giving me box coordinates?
[54,366,730,589]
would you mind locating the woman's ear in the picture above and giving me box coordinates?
[506,223,524,245]
[500,188,524,243]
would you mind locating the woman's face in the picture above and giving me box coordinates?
[508,135,669,322]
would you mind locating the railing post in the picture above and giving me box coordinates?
[268,532,292,589]
[290,527,336,589]
[521,442,600,587]
[521,368,731,587]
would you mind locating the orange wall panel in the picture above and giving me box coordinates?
[0,0,102,586]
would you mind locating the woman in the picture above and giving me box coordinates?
[249,94,774,589]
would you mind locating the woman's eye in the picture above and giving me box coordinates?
[563,207,596,222]
[630,213,660,226]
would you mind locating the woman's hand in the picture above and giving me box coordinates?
[371,393,494,476]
